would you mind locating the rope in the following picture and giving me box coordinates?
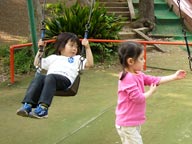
[177,0,192,70]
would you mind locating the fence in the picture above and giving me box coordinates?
[9,39,192,84]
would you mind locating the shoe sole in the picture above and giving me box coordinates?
[16,110,29,117]
[29,113,48,119]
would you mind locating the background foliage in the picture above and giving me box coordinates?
[45,2,124,62]
[1,1,124,74]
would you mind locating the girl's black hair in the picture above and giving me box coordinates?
[118,41,143,80]
[54,32,82,55]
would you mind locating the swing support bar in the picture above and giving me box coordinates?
[9,39,192,84]
[26,0,38,54]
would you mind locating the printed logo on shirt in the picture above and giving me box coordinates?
[68,57,74,63]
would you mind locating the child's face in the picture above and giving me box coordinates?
[127,51,145,73]
[133,51,145,71]
[60,40,78,57]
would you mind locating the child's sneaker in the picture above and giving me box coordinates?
[16,103,32,117]
[29,104,48,119]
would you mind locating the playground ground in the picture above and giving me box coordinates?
[1,45,192,144]
[1,1,192,143]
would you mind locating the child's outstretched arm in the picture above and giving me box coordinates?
[158,70,186,85]
[82,38,94,68]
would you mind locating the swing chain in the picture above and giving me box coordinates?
[36,0,47,72]
[177,0,192,70]
[80,0,94,56]
[79,0,95,73]
[85,0,94,30]
[39,0,47,52]
[83,0,95,40]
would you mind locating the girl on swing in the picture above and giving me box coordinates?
[16,32,94,119]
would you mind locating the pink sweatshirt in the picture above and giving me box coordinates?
[115,71,161,126]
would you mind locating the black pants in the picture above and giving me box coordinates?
[22,72,71,107]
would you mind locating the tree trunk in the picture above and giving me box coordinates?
[131,0,155,31]
[139,0,155,21]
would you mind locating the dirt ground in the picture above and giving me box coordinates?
[0,0,77,45]
[0,0,29,45]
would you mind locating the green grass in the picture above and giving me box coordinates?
[1,46,192,144]
[0,69,119,144]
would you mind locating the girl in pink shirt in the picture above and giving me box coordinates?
[115,41,186,144]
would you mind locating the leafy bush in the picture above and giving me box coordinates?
[45,2,125,62]
[0,45,9,57]
[14,47,34,74]
[0,44,35,76]
[0,45,10,74]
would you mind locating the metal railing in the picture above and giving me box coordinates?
[9,39,192,84]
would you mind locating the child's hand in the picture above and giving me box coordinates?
[149,83,158,95]
[38,39,46,52]
[175,70,186,80]
[144,83,158,99]
[81,38,90,49]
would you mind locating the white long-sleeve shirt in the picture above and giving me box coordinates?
[41,55,87,83]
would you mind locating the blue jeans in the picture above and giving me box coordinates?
[22,72,71,107]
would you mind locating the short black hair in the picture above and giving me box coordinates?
[54,32,82,55]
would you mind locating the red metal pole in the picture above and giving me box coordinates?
[10,46,15,84]
[9,39,192,84]
[143,43,147,70]
[9,43,33,84]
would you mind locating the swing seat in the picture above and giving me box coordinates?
[55,74,80,96]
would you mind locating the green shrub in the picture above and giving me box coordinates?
[0,45,10,74]
[0,45,9,57]
[45,2,124,62]
[14,47,34,74]
[0,45,35,75]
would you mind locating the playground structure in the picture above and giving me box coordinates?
[166,0,192,33]
[9,39,192,84]
[133,0,192,40]
[8,0,192,84]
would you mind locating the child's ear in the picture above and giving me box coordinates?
[127,58,134,65]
